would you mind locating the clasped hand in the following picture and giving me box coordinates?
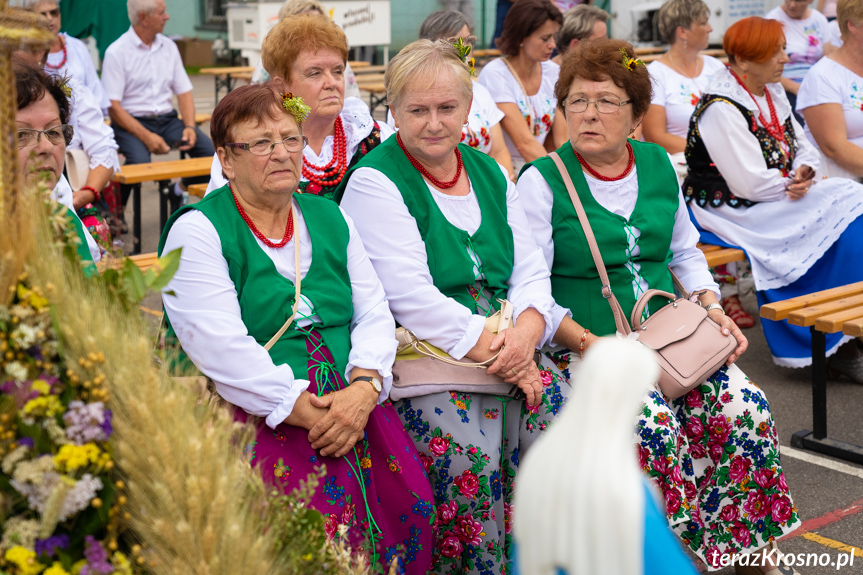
[486,324,544,407]
[785,165,814,201]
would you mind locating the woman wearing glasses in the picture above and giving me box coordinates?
[387,11,515,179]
[517,39,801,573]
[18,0,110,114]
[206,13,393,199]
[15,57,99,269]
[158,81,434,573]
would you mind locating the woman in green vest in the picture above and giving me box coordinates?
[14,56,97,274]
[157,82,434,573]
[339,40,568,574]
[517,39,802,574]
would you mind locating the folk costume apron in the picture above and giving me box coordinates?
[158,187,435,574]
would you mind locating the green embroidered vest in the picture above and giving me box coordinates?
[157,186,353,379]
[525,140,678,337]
[337,137,514,314]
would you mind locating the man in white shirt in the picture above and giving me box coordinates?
[102,0,214,205]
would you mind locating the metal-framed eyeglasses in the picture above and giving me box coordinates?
[16,124,74,149]
[565,97,632,114]
[225,135,309,156]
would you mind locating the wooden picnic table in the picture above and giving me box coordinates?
[352,64,387,75]
[761,282,863,464]
[199,66,255,103]
[639,48,726,63]
[359,83,387,115]
[356,73,386,85]
[113,157,212,254]
[348,60,371,68]
[697,243,745,268]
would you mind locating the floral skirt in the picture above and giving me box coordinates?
[395,371,570,575]
[541,348,801,571]
[236,331,435,575]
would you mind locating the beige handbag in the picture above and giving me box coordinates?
[65,149,90,191]
[389,299,519,401]
[549,152,737,399]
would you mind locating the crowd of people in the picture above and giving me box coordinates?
[12,0,863,573]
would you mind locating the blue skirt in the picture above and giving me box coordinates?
[692,210,863,367]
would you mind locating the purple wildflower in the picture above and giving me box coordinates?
[80,536,113,575]
[99,409,113,438]
[63,401,110,444]
[35,534,70,557]
[17,437,34,448]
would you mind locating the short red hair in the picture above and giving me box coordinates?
[723,17,785,64]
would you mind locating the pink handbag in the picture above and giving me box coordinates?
[549,152,737,399]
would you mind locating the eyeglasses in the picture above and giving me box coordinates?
[39,8,60,18]
[225,135,308,155]
[446,35,477,47]
[565,97,632,114]
[16,124,73,149]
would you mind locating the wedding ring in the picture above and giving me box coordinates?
[511,368,518,375]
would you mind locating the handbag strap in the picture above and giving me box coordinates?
[549,151,632,336]
[264,205,301,351]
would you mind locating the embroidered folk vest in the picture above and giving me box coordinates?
[525,140,678,337]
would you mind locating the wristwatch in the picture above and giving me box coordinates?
[351,375,382,394]
[705,303,725,314]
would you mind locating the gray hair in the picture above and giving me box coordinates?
[419,10,470,41]
[556,5,609,53]
[9,0,58,10]
[278,0,325,20]
[386,39,472,114]
[656,0,710,44]
[127,0,159,26]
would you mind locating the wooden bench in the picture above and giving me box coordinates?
[359,83,387,115]
[356,73,386,85]
[761,283,863,465]
[640,48,727,64]
[352,64,387,75]
[199,66,255,103]
[113,157,212,254]
[187,183,208,198]
[697,243,746,268]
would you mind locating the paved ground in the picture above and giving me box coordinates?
[128,74,863,574]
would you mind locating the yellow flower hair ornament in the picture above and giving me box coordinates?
[620,48,644,72]
[59,82,72,98]
[453,37,476,77]
[282,92,311,123]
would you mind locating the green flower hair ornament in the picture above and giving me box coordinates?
[282,92,311,124]
[453,37,476,78]
[620,48,645,72]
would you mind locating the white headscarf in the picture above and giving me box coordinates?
[514,338,659,575]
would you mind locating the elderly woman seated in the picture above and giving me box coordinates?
[517,38,802,573]
[551,4,609,65]
[339,39,568,573]
[387,10,515,179]
[207,13,393,198]
[159,82,434,573]
[15,56,99,270]
[797,0,863,180]
[684,17,863,379]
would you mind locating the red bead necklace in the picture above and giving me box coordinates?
[302,116,347,188]
[45,42,67,70]
[397,133,463,189]
[229,183,294,248]
[575,142,635,182]
[728,68,789,157]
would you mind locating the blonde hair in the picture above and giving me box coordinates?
[261,13,348,82]
[514,338,657,575]
[656,0,710,44]
[556,5,609,54]
[837,0,863,40]
[278,0,325,20]
[385,39,472,113]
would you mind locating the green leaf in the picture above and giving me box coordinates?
[146,248,182,292]
[122,258,148,302]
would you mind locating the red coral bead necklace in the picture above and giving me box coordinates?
[45,41,67,70]
[229,183,294,248]
[728,68,789,157]
[575,141,635,182]
[303,116,347,188]
[397,133,463,189]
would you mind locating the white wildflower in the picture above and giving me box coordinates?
[1,444,30,475]
[58,474,103,521]
[9,304,33,320]
[4,361,28,382]
[11,456,59,513]
[11,324,38,349]
[0,517,40,552]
